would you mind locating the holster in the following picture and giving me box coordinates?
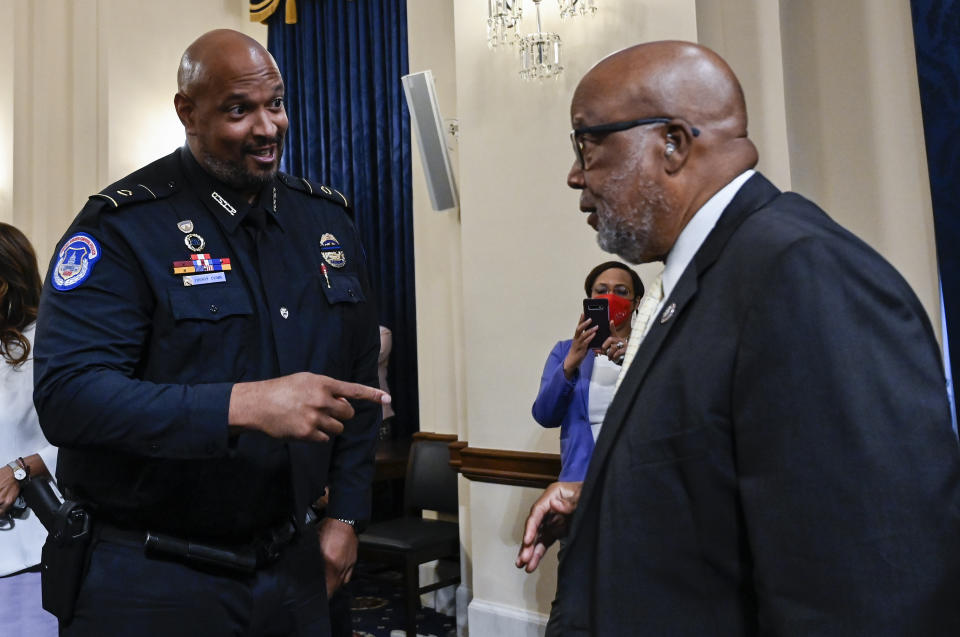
[19,476,93,623]
[39,500,93,623]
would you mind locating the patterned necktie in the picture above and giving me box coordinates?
[615,272,664,390]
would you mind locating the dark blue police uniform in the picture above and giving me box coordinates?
[33,147,380,636]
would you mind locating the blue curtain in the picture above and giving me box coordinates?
[266,0,418,437]
[910,0,960,424]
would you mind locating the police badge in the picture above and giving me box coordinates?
[319,233,346,268]
[51,233,101,291]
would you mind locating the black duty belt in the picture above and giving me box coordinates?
[96,518,297,575]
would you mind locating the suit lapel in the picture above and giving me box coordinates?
[565,173,781,544]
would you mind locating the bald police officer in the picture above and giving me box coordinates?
[34,29,387,636]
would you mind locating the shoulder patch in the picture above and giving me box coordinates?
[51,232,102,291]
[278,173,350,209]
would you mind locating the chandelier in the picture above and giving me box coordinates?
[519,1,562,81]
[558,0,598,19]
[487,0,523,49]
[487,0,599,82]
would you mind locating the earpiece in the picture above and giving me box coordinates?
[665,142,677,155]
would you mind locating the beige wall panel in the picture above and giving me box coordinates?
[696,0,791,189]
[780,0,940,332]
[19,1,76,269]
[0,7,13,224]
[408,0,466,441]
[407,1,472,627]
[73,0,102,228]
[467,481,559,624]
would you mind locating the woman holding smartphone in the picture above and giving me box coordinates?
[532,261,643,482]
[0,222,58,634]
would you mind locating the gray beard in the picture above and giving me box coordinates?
[595,176,666,265]
[200,151,279,193]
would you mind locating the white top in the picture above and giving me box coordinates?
[588,355,622,442]
[658,170,756,313]
[0,323,57,576]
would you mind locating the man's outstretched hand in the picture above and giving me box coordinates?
[229,372,390,442]
[516,481,582,573]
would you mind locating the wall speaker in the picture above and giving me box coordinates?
[402,70,459,212]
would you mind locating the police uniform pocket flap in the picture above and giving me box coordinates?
[321,272,366,305]
[168,287,253,322]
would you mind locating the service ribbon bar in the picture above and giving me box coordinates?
[172,258,233,274]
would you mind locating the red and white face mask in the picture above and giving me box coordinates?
[595,293,633,327]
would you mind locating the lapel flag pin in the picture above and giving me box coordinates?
[660,302,677,324]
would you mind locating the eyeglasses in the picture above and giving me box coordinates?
[570,117,701,169]
[593,284,633,298]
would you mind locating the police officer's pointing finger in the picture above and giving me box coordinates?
[228,372,391,441]
[322,377,392,406]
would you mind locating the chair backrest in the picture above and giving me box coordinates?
[404,438,459,516]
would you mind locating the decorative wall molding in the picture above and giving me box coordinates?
[413,431,459,443]
[412,431,560,487]
[468,598,548,635]
[444,439,560,488]
[448,440,468,470]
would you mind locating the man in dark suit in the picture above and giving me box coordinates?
[517,40,960,635]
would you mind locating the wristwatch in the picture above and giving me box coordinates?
[334,518,367,534]
[7,458,28,483]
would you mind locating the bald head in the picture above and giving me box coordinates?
[574,41,757,176]
[178,29,278,98]
[568,41,759,264]
[173,29,288,202]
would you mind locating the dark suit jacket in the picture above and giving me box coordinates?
[547,173,960,636]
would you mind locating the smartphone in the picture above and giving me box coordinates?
[583,298,611,349]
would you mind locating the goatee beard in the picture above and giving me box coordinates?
[595,177,665,265]
[200,142,283,193]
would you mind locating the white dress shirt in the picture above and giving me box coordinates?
[1,323,57,576]
[657,170,756,313]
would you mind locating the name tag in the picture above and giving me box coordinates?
[182,272,226,287]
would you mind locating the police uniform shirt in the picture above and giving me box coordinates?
[33,147,380,542]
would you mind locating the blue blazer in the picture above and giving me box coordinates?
[532,339,595,481]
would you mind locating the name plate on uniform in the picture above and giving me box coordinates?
[182,272,226,287]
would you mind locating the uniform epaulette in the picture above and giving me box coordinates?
[89,182,179,209]
[278,173,351,209]
[88,151,181,210]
